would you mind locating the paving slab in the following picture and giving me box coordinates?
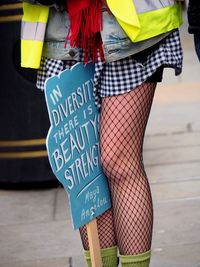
[0,256,85,267]
[146,162,200,183]
[152,83,200,105]
[144,145,200,166]
[153,199,200,247]
[0,219,83,265]
[0,189,56,226]
[151,243,200,267]
[151,179,200,203]
[54,186,71,221]
[193,121,200,132]
[146,102,200,136]
[144,132,200,150]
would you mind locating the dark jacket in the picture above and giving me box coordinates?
[188,0,200,34]
[26,0,65,10]
[27,0,59,5]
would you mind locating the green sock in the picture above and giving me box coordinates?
[120,250,151,267]
[84,246,118,267]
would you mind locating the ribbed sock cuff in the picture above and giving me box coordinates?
[84,246,118,267]
[120,250,151,267]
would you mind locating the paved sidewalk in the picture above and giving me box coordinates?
[0,22,200,267]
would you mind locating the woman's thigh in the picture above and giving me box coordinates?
[100,82,157,167]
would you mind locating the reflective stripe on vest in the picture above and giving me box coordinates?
[21,3,49,69]
[134,0,176,13]
[21,21,46,41]
[106,0,183,42]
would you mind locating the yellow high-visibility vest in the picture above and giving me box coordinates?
[21,2,49,69]
[106,0,183,42]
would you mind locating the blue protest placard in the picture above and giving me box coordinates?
[44,63,111,229]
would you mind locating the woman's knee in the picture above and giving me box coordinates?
[100,149,118,179]
[100,150,143,182]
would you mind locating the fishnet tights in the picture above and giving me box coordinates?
[79,82,156,256]
[79,207,117,250]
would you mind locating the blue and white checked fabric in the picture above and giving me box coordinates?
[37,30,182,106]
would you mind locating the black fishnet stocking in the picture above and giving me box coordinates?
[100,83,156,255]
[79,82,156,256]
[79,208,117,250]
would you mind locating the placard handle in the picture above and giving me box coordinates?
[86,219,103,267]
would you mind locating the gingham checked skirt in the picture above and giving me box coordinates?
[37,30,182,106]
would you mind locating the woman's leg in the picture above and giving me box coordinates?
[100,82,156,257]
[78,91,118,265]
[79,208,118,267]
[79,209,117,250]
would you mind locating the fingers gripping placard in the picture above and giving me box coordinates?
[44,63,111,229]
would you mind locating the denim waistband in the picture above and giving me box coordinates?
[42,41,81,61]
